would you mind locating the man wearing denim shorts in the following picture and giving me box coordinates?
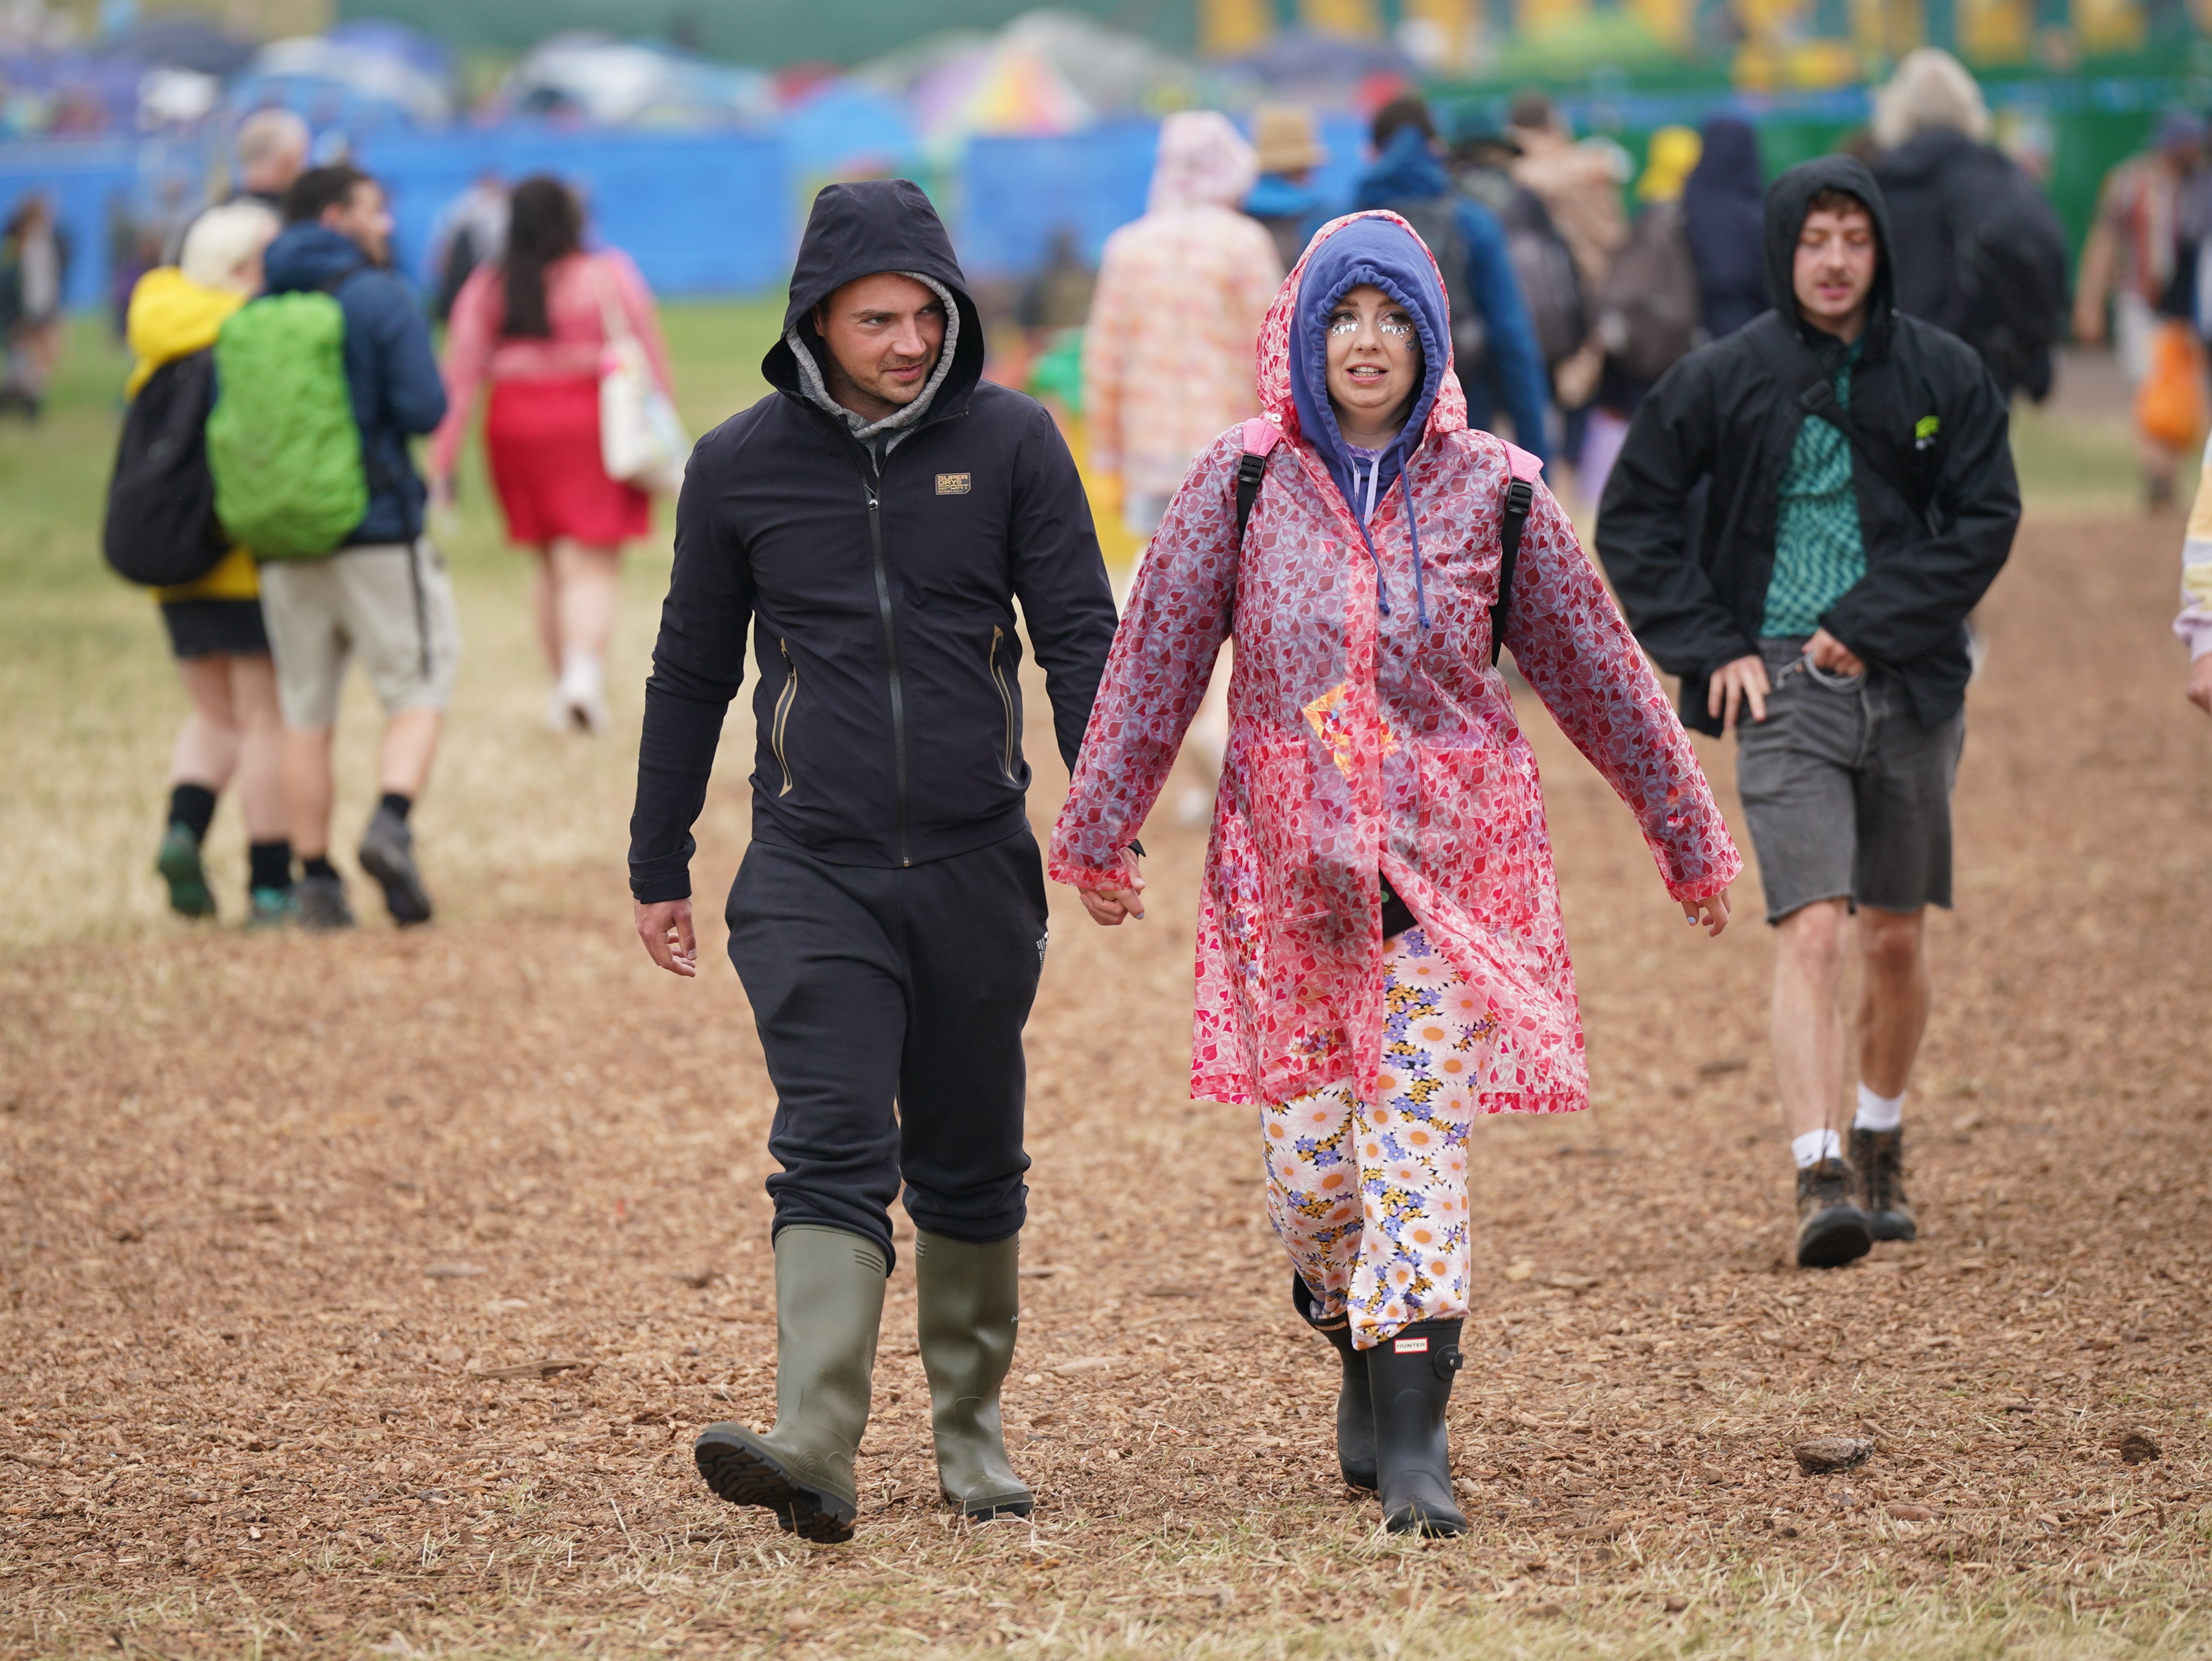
[1598,156,2019,1267]
[256,165,456,929]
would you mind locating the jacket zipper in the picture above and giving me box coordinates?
[813,403,968,870]
[771,637,798,797]
[988,624,1019,782]
[864,479,912,866]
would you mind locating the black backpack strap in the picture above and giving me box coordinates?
[1234,448,1268,543]
[1748,318,1939,534]
[1490,472,1535,667]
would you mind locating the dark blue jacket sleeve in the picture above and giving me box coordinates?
[375,281,448,437]
[1456,200,1550,469]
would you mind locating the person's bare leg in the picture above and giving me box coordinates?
[378,708,442,800]
[552,540,621,662]
[228,655,289,844]
[170,656,243,791]
[284,726,337,860]
[1855,906,1929,1098]
[1771,898,1851,1141]
[550,539,621,730]
[527,545,560,674]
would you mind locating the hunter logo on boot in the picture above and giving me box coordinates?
[1393,1337,1428,1354]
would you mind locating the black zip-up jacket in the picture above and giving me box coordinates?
[1595,155,2020,739]
[628,181,1119,899]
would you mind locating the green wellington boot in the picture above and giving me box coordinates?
[914,1229,1034,1520]
[694,1226,887,1544]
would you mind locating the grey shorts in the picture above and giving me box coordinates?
[257,540,462,729]
[1735,638,1965,925]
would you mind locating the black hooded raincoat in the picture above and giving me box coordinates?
[1595,156,2020,739]
[628,181,1119,897]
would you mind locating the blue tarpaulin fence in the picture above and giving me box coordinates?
[0,126,794,312]
[4,82,2170,315]
[0,120,1213,314]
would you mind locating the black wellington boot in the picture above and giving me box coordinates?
[1291,1274,1377,1490]
[1366,1318,1466,1536]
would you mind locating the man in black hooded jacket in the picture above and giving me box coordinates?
[627,181,1119,1542]
[1598,157,2017,1271]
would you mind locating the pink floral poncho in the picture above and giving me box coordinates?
[1048,211,1741,1112]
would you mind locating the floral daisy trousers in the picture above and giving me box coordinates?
[1261,928,1496,1349]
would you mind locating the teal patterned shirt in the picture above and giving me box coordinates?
[1761,341,1866,637]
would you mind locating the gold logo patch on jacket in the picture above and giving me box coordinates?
[935,473,972,495]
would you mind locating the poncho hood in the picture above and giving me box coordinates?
[1260,208,1468,626]
[124,266,243,396]
[263,222,370,295]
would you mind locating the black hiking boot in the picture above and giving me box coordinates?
[1795,1158,1873,1268]
[358,806,433,927]
[1850,1126,1918,1242]
[1366,1318,1466,1536]
[1291,1274,1377,1491]
[694,1226,887,1544]
[291,872,355,931]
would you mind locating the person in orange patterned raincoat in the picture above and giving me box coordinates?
[1082,109,1284,540]
[1048,210,1741,1535]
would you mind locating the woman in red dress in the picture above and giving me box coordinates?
[430,176,675,733]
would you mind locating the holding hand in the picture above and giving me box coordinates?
[1079,848,1146,926]
[1682,886,1732,937]
[2190,654,2212,715]
[635,898,697,976]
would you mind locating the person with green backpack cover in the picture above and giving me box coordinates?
[212,164,456,930]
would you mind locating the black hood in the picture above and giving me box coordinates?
[763,178,986,421]
[1763,155,1895,355]
[1875,123,1981,186]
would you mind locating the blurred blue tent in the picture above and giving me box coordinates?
[225,22,457,133]
[780,78,920,179]
[487,35,776,127]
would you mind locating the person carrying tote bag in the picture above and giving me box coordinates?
[430,175,680,734]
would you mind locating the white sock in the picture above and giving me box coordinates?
[1791,1129,1842,1169]
[1853,1083,1904,1133]
[559,649,603,699]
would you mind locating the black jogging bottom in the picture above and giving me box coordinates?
[725,826,1049,1272]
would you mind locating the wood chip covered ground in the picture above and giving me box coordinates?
[3,510,2207,1657]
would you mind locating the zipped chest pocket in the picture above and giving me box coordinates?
[771,638,798,797]
[988,625,1020,783]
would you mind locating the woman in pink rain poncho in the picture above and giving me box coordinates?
[1049,211,1741,1535]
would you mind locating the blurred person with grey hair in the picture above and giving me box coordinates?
[1871,48,2068,402]
[232,109,311,210]
[163,108,312,263]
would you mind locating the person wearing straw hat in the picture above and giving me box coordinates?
[1245,104,1333,271]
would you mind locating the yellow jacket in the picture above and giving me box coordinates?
[125,268,259,604]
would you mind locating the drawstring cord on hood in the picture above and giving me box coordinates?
[1348,441,1433,632]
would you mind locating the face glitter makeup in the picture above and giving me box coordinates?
[1327,309,1417,342]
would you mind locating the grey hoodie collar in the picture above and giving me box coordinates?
[784,270,962,450]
